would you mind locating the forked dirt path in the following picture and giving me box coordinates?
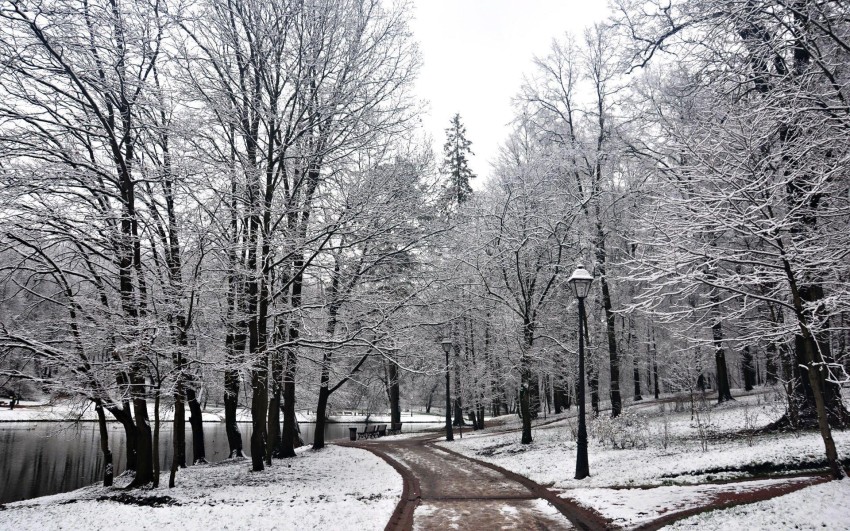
[341,434,609,530]
[342,429,836,531]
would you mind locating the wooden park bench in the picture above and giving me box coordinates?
[356,425,376,440]
[376,424,387,437]
[387,422,403,435]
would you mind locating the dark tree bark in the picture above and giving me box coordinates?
[599,266,621,417]
[169,377,184,488]
[95,403,113,487]
[223,156,246,459]
[223,364,244,458]
[765,340,779,385]
[633,360,643,401]
[186,386,206,464]
[589,365,600,416]
[130,372,154,487]
[108,404,137,472]
[425,381,438,414]
[279,341,298,458]
[554,380,563,414]
[452,344,465,426]
[267,310,283,462]
[314,385,330,450]
[528,373,541,420]
[172,381,187,470]
[741,345,756,392]
[711,310,734,403]
[580,309,599,416]
[387,358,401,426]
[519,320,534,443]
[267,379,281,462]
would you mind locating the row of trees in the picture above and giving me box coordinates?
[0,0,847,490]
[433,0,849,479]
[0,0,446,486]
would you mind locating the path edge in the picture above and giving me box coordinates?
[337,441,421,531]
[431,442,614,530]
[633,474,832,531]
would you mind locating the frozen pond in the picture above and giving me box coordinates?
[0,420,440,504]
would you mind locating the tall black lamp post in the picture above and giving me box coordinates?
[568,264,593,480]
[441,339,454,442]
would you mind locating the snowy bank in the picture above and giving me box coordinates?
[0,444,401,530]
[663,479,850,530]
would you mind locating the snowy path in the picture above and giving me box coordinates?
[346,435,608,530]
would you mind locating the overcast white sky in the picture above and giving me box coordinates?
[409,0,611,184]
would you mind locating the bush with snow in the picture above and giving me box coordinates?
[592,411,649,449]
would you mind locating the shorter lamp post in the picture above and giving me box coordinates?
[441,339,454,442]
[568,264,593,480]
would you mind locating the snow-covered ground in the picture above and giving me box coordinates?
[439,390,847,488]
[566,476,822,529]
[0,445,401,530]
[437,388,850,527]
[664,479,850,530]
[3,388,846,529]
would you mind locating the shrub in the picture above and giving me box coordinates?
[592,411,649,449]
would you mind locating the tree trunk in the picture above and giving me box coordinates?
[711,314,734,402]
[649,327,660,400]
[169,378,184,488]
[108,404,137,472]
[765,340,778,385]
[224,160,245,459]
[248,262,270,471]
[186,386,207,464]
[589,365,600,416]
[153,391,161,488]
[173,386,187,469]
[267,317,283,462]
[519,355,533,444]
[130,373,154,487]
[223,366,244,458]
[797,324,845,479]
[387,357,401,426]
[519,321,534,444]
[267,385,281,461]
[95,403,113,487]
[425,381,438,414]
[313,386,330,450]
[553,381,563,414]
[280,252,306,459]
[250,362,268,471]
[633,359,643,401]
[527,372,540,420]
[600,274,621,417]
[280,344,298,458]
[452,345,465,426]
[742,345,756,392]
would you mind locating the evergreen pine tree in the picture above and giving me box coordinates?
[441,113,476,206]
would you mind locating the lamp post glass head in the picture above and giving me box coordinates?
[568,264,593,299]
[441,339,453,354]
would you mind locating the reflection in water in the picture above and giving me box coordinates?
[0,421,438,504]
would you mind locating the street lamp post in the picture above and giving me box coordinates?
[441,339,454,442]
[568,264,593,480]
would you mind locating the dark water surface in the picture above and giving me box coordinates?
[0,421,439,504]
